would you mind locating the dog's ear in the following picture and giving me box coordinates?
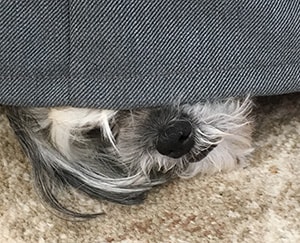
[6,107,150,217]
[59,169,148,205]
[6,107,101,218]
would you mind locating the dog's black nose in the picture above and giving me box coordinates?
[156,120,194,158]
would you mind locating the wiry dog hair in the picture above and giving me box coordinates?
[6,98,253,218]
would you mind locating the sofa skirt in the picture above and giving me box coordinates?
[0,1,299,109]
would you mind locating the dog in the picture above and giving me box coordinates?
[5,97,253,217]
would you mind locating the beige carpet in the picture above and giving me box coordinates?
[0,93,299,243]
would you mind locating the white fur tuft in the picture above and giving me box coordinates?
[48,108,117,158]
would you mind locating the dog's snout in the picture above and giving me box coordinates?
[156,120,194,158]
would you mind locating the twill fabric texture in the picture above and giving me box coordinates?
[0,1,299,109]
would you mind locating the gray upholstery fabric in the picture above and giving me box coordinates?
[0,1,299,109]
